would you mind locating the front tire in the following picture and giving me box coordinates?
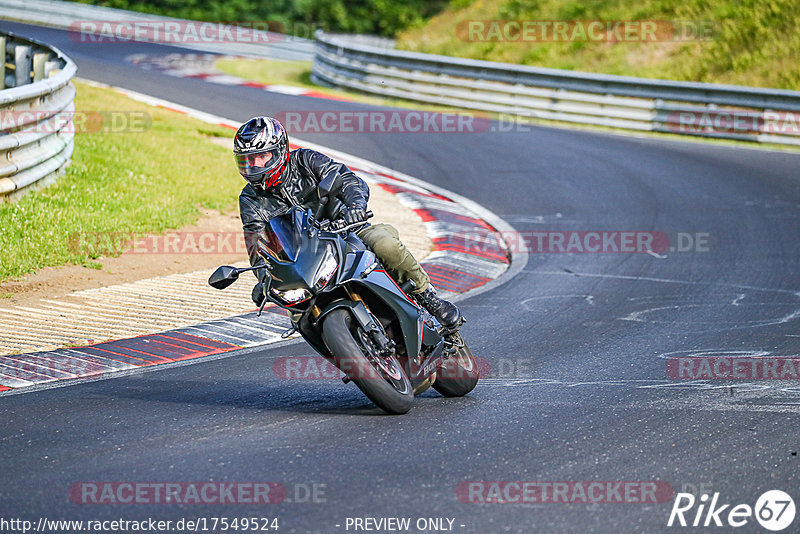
[322,309,413,414]
[433,334,479,397]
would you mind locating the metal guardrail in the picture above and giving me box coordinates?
[313,31,800,146]
[0,0,315,62]
[1,30,76,199]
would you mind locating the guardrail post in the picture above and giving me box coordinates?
[44,60,61,78]
[0,36,5,90]
[15,45,32,87]
[33,52,49,82]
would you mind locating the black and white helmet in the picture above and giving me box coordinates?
[233,116,289,189]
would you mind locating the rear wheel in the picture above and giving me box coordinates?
[433,333,479,397]
[322,309,413,414]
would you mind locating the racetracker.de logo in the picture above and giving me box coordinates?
[456,20,713,42]
[490,231,671,254]
[454,230,709,255]
[273,356,492,380]
[68,231,249,255]
[456,481,674,504]
[0,111,150,134]
[275,111,492,134]
[667,110,800,136]
[68,21,290,44]
[667,357,800,380]
[69,482,286,504]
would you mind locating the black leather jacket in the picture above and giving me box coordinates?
[239,148,369,278]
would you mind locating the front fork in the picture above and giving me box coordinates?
[314,293,394,357]
[344,288,395,355]
[312,288,458,388]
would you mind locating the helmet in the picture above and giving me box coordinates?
[233,116,289,189]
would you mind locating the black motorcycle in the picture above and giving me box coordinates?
[208,180,478,414]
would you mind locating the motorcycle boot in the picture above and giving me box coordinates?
[413,285,462,329]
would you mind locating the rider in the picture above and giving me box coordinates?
[233,116,461,328]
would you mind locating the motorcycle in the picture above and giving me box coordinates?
[208,178,478,414]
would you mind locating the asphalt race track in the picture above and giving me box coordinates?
[2,21,800,534]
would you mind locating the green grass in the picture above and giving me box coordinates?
[216,59,317,89]
[0,81,241,282]
[397,0,800,90]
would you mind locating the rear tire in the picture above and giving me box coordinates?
[322,309,413,414]
[433,335,479,397]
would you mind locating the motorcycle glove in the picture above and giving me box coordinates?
[343,206,367,226]
[252,281,266,306]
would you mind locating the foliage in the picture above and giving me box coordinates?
[70,0,449,37]
[397,0,800,89]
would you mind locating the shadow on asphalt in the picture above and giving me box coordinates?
[100,376,480,417]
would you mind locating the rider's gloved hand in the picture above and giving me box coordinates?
[343,206,367,226]
[252,282,266,306]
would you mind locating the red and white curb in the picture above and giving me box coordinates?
[127,53,352,101]
[0,82,525,394]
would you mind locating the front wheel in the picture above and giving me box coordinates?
[322,309,413,414]
[433,333,479,397]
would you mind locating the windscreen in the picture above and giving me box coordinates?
[257,214,301,262]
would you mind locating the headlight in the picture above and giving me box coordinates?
[313,245,338,290]
[271,287,312,305]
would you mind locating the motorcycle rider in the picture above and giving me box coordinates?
[233,116,461,328]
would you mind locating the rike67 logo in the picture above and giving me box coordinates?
[668,490,795,531]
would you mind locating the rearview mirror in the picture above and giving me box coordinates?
[317,175,336,198]
[208,265,240,289]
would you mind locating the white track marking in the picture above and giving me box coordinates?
[533,269,800,295]
[178,326,254,346]
[520,294,596,311]
[214,318,283,336]
[646,250,667,259]
[62,349,137,369]
[618,301,800,329]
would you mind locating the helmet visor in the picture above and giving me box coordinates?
[235,148,283,183]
